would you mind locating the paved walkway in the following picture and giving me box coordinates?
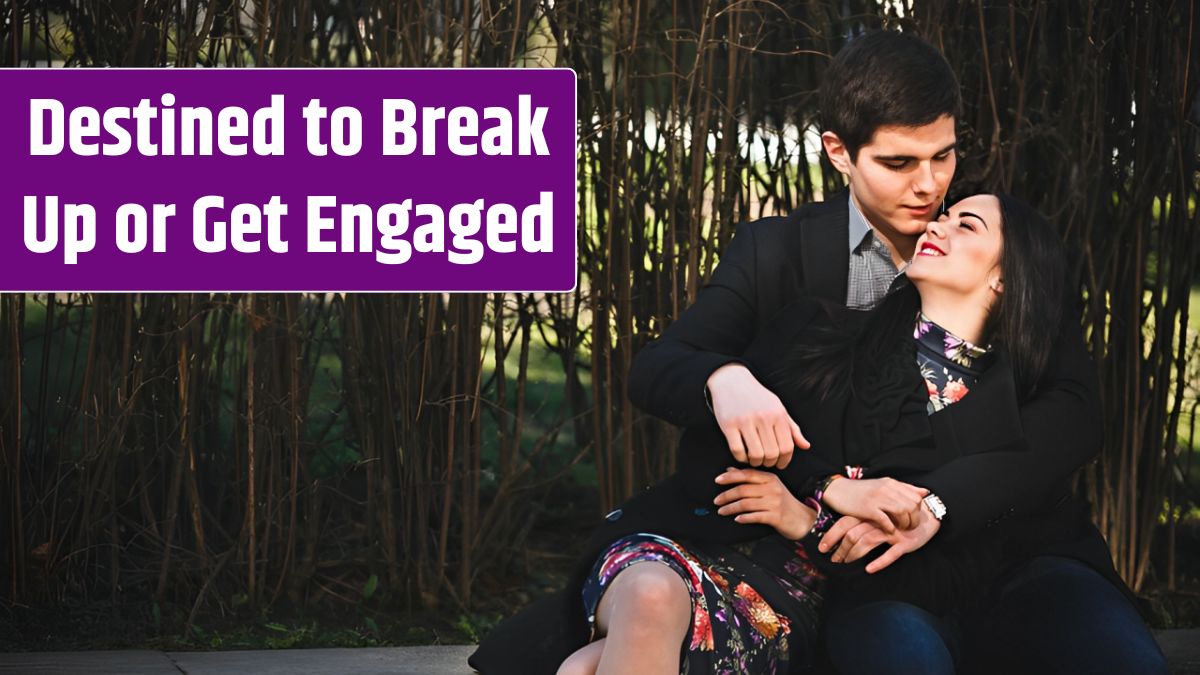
[1,632,1198,673]
[0,646,477,674]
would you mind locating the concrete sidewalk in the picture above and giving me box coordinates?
[1,633,1198,673]
[0,645,477,674]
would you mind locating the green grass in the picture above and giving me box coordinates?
[1190,286,1200,335]
[1175,285,1200,519]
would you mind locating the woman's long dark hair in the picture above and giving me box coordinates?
[780,192,1066,401]
[985,193,1067,397]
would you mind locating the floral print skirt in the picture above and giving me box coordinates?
[580,532,824,674]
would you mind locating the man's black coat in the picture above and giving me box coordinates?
[626,191,1104,539]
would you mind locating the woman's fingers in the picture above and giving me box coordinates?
[865,508,897,534]
[718,497,769,517]
[713,485,749,506]
[865,541,912,574]
[714,484,773,509]
[732,510,773,525]
[884,495,927,531]
[712,470,787,519]
[841,528,888,562]
[818,515,861,552]
[884,507,913,531]
[827,518,903,564]
[882,500,925,530]
[869,482,928,530]
[715,479,777,508]
[831,521,879,562]
[714,467,772,487]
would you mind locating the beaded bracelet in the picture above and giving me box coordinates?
[813,474,843,504]
[803,496,838,539]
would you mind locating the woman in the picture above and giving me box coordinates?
[469,194,1163,674]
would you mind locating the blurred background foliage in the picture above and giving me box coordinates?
[1,0,1199,645]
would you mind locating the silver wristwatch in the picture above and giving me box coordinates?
[923,493,947,521]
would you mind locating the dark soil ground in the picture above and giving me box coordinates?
[0,479,597,653]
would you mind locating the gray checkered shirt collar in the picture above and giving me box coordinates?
[846,193,902,310]
[847,193,873,255]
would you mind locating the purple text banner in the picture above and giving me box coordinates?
[2,68,577,291]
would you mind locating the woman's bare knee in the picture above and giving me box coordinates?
[596,562,691,635]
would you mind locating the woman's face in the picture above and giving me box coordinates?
[905,194,1004,299]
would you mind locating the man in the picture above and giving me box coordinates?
[627,30,1166,674]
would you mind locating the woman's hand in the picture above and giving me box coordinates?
[713,467,815,540]
[706,364,810,469]
[817,503,942,573]
[820,477,928,532]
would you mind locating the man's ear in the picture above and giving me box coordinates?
[822,131,853,175]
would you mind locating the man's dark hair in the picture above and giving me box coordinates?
[820,30,961,161]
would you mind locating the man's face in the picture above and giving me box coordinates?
[824,115,957,243]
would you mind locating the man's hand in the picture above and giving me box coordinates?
[817,502,941,573]
[713,467,816,540]
[706,364,809,469]
[821,477,928,532]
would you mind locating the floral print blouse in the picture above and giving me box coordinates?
[913,312,995,414]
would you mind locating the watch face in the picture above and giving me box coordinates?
[924,495,946,520]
